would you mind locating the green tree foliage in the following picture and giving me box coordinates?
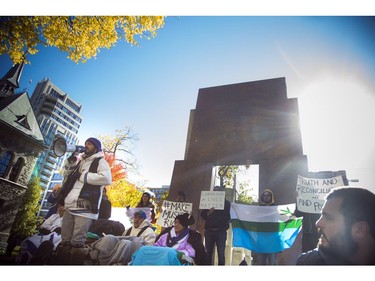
[236,182,255,205]
[219,165,255,204]
[0,16,165,64]
[219,165,240,188]
[10,176,43,238]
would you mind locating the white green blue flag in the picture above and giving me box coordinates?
[230,203,302,253]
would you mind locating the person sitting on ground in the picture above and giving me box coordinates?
[39,204,65,235]
[88,210,155,265]
[123,210,156,245]
[296,186,375,265]
[154,213,208,265]
[15,205,65,265]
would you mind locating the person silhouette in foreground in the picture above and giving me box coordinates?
[296,186,375,265]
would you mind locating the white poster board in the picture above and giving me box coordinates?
[125,207,153,222]
[199,191,225,210]
[156,200,193,227]
[296,175,344,214]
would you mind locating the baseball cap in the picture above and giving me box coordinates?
[134,210,147,219]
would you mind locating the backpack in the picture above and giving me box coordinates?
[89,219,125,237]
[125,225,150,237]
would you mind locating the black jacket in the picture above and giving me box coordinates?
[296,248,352,265]
[200,199,231,230]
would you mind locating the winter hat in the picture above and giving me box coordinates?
[175,213,195,228]
[213,185,223,191]
[260,189,274,205]
[134,210,147,220]
[86,137,102,152]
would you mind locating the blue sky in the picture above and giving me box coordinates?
[1,16,375,193]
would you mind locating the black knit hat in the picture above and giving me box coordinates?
[86,137,102,152]
[175,213,194,228]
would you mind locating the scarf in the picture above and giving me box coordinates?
[166,227,190,247]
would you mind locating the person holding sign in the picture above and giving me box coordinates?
[296,186,375,265]
[136,192,156,224]
[200,185,231,265]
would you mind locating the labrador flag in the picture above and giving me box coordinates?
[230,203,302,253]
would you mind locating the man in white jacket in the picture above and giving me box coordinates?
[55,137,112,264]
[89,210,156,265]
[123,210,156,245]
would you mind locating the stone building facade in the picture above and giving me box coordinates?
[0,62,46,254]
[167,77,309,231]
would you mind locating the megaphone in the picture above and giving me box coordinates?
[52,137,85,157]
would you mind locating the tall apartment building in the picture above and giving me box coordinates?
[30,78,83,216]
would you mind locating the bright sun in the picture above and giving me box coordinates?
[297,75,375,185]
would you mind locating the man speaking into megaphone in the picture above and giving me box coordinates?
[65,137,100,164]
[55,137,112,264]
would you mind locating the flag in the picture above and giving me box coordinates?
[230,203,302,253]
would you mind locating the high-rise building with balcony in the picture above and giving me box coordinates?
[30,78,83,216]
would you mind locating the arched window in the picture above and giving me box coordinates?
[0,151,12,178]
[9,157,24,182]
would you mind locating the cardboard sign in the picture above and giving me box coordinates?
[125,207,153,222]
[199,191,225,210]
[296,175,344,214]
[156,200,193,227]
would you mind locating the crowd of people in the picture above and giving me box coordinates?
[6,137,375,266]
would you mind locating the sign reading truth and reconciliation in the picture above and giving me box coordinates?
[296,175,344,214]
[156,200,193,228]
[199,191,225,210]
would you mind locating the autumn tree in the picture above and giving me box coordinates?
[103,151,127,183]
[100,128,144,209]
[99,128,139,175]
[0,16,165,64]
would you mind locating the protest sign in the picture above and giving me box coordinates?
[199,191,225,210]
[156,200,193,227]
[125,207,153,222]
[296,175,344,213]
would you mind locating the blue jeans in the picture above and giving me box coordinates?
[204,229,227,265]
